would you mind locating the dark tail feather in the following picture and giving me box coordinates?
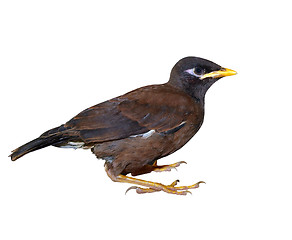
[9,125,73,161]
[10,135,62,161]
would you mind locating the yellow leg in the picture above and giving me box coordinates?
[105,165,205,195]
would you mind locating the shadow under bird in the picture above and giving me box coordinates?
[10,56,237,195]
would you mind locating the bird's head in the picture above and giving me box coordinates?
[168,56,237,102]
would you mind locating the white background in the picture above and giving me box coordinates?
[1,0,291,239]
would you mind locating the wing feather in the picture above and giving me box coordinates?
[64,84,195,144]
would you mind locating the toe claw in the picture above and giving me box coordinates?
[198,181,206,185]
[192,181,206,189]
[178,190,192,195]
[170,179,180,187]
[125,186,139,194]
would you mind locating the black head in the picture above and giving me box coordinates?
[168,56,236,102]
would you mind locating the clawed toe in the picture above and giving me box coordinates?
[153,161,187,173]
[125,179,204,195]
[125,186,158,194]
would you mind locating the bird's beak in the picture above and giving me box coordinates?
[200,68,237,80]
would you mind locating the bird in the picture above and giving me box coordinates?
[9,56,237,195]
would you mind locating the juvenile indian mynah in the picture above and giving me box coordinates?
[10,56,237,195]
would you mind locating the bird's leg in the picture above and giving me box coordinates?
[152,160,187,172]
[105,165,204,195]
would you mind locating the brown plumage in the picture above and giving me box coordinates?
[10,56,237,195]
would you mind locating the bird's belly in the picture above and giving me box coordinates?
[92,121,202,176]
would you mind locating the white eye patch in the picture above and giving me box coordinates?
[184,67,205,78]
[185,69,196,75]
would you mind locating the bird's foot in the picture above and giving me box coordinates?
[153,161,187,172]
[125,179,180,194]
[105,164,204,196]
[125,180,205,195]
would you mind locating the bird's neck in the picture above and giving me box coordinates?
[188,85,207,105]
[168,74,218,105]
[167,80,215,107]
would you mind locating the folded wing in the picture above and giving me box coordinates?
[65,84,195,144]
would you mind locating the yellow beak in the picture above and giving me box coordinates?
[200,68,237,80]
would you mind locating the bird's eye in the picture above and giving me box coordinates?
[184,67,205,78]
[193,67,204,76]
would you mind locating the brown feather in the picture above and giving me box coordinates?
[64,84,198,145]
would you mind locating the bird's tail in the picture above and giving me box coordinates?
[9,125,74,161]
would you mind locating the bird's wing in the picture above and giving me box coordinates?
[64,98,149,143]
[65,85,195,144]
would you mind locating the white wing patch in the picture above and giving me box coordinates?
[129,121,186,139]
[130,129,155,139]
[59,141,85,149]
